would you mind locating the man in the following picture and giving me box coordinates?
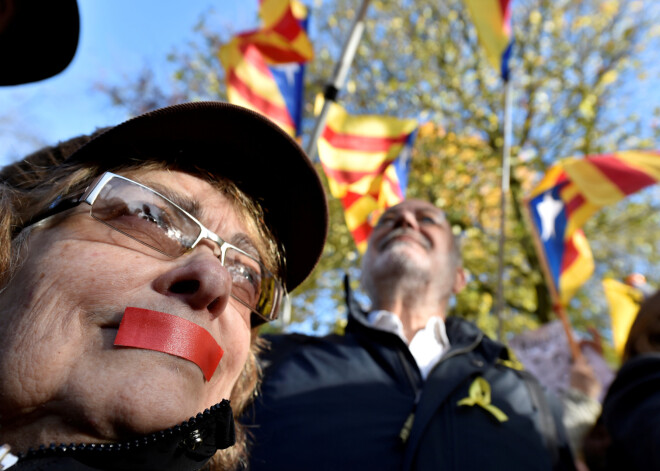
[246,199,576,471]
[0,101,327,470]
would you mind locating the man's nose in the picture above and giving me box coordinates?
[152,253,232,318]
[393,210,419,230]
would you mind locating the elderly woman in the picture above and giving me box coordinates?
[0,102,327,470]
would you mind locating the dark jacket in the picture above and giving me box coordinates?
[245,282,576,470]
[583,352,660,470]
[11,400,235,471]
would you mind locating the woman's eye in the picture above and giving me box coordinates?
[228,264,261,304]
[93,199,185,254]
[138,205,157,223]
[229,264,258,285]
[129,203,184,237]
[131,203,169,227]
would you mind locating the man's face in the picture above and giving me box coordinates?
[0,169,257,447]
[361,199,464,301]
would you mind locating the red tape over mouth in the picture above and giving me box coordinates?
[114,307,224,381]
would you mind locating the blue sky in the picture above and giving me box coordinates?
[0,1,258,166]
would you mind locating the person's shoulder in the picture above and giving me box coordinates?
[262,332,318,347]
[262,332,346,348]
[603,352,660,419]
[259,332,347,364]
[615,352,660,378]
[445,316,512,363]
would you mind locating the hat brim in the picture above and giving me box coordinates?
[0,0,80,85]
[67,101,328,292]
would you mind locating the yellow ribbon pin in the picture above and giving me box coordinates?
[496,358,524,371]
[457,377,508,423]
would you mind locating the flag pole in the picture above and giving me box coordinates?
[495,78,512,342]
[304,0,371,160]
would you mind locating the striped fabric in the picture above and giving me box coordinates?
[237,0,313,64]
[253,0,313,62]
[218,0,312,136]
[527,150,660,305]
[317,100,418,252]
[464,0,513,80]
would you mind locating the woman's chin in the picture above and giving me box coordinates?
[67,354,213,439]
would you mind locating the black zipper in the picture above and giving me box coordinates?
[17,400,233,470]
[397,348,422,443]
[397,332,484,443]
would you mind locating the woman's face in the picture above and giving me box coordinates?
[0,169,257,450]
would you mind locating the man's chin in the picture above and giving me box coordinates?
[380,237,427,252]
[371,250,426,280]
[380,242,429,264]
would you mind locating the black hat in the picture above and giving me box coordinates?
[65,101,328,292]
[0,0,80,85]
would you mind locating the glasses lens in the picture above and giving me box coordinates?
[224,246,282,320]
[91,176,201,257]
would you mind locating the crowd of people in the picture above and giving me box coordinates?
[2,2,657,471]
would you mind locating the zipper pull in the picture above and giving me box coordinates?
[399,412,415,443]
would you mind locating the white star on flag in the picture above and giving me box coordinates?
[536,192,564,241]
[271,63,300,85]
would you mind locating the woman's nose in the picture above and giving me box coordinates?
[152,254,232,318]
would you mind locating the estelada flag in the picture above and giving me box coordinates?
[317,99,418,252]
[464,0,513,80]
[526,150,660,305]
[218,0,312,136]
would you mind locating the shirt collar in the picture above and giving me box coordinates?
[367,310,450,349]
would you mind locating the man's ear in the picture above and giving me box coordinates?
[452,267,467,294]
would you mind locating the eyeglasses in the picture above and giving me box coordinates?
[29,172,287,325]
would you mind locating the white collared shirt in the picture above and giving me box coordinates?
[367,310,450,380]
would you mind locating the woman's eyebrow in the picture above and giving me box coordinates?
[146,182,201,219]
[229,233,261,260]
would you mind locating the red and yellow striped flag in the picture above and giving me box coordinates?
[240,0,313,64]
[464,0,513,80]
[219,41,298,136]
[527,150,660,305]
[317,100,418,252]
[218,0,312,137]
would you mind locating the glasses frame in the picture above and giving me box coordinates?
[31,171,287,325]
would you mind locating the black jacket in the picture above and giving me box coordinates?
[245,281,576,470]
[11,400,234,471]
[584,352,660,470]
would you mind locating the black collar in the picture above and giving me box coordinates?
[15,400,234,471]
